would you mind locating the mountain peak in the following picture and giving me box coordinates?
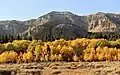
[48,11,74,15]
[96,12,105,14]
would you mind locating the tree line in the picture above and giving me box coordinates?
[1,32,120,43]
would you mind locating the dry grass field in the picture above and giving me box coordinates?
[0,62,120,75]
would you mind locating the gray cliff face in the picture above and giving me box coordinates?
[0,11,120,38]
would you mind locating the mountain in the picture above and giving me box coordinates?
[87,12,120,32]
[0,20,29,35]
[0,11,120,40]
[22,11,89,40]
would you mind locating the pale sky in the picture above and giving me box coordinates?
[0,0,119,20]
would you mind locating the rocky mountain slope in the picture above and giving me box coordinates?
[0,20,29,35]
[22,11,89,40]
[0,11,120,40]
[87,12,120,32]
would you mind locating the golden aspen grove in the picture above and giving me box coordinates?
[0,38,120,63]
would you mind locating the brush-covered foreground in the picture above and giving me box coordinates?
[0,62,120,75]
[0,38,120,63]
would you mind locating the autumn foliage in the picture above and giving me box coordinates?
[0,38,120,63]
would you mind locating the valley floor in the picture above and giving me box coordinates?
[0,62,120,75]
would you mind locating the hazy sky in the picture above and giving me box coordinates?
[0,0,119,20]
